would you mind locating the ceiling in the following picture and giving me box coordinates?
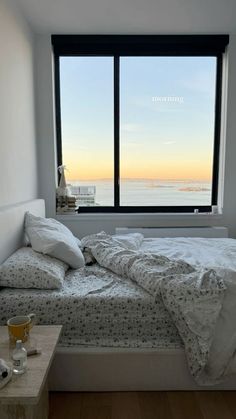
[13,0,236,34]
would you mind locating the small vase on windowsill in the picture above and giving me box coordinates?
[56,165,70,213]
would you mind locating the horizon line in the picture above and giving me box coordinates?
[66,177,211,182]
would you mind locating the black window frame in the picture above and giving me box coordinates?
[52,35,229,213]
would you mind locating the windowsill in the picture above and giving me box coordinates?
[56,212,223,222]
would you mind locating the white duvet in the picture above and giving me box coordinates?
[82,233,236,384]
[141,237,236,382]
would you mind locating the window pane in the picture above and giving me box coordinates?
[60,57,114,206]
[120,57,216,206]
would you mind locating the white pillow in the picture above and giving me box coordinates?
[0,247,68,289]
[25,213,85,269]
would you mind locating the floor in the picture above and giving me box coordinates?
[49,391,236,419]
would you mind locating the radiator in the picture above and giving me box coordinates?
[115,226,228,238]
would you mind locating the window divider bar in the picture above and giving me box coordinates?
[211,54,223,206]
[54,54,63,186]
[114,55,120,207]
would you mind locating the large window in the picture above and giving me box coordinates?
[52,35,229,212]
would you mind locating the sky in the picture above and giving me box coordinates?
[60,56,216,181]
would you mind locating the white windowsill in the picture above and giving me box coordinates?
[56,212,223,222]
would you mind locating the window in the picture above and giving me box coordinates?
[52,35,229,213]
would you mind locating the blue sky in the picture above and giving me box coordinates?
[60,55,216,180]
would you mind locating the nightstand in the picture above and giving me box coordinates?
[0,325,62,419]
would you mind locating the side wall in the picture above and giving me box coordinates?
[35,35,236,238]
[0,0,38,208]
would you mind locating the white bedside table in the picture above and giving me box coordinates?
[0,325,62,419]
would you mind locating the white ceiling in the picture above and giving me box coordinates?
[13,0,236,34]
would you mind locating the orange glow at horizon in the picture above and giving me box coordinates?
[63,142,213,182]
[65,161,212,182]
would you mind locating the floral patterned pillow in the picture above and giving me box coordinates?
[0,247,68,289]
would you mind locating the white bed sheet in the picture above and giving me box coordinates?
[140,237,236,270]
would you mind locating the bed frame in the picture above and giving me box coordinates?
[1,199,236,391]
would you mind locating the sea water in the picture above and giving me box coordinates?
[69,179,211,207]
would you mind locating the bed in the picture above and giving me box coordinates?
[1,199,236,390]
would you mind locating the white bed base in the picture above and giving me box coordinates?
[0,199,235,391]
[49,347,236,391]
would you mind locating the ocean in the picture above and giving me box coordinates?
[68,179,212,207]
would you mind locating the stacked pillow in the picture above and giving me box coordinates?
[0,213,85,290]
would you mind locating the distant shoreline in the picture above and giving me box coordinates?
[68,178,211,183]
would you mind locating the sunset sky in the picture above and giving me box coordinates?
[60,56,216,181]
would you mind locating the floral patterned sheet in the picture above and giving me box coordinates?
[0,263,182,350]
[82,232,230,385]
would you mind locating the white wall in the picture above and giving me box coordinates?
[222,36,236,237]
[0,0,38,208]
[35,35,57,217]
[35,34,236,238]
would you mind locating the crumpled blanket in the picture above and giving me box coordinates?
[81,232,226,384]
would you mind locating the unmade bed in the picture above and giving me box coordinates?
[1,236,236,352]
[1,199,236,390]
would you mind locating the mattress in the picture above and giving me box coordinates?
[0,262,182,349]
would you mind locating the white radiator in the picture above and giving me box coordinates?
[115,226,228,238]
